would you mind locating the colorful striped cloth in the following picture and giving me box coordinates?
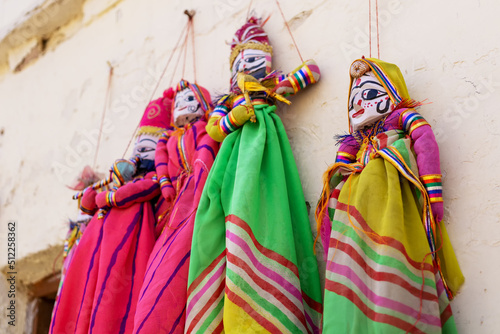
[321,129,463,333]
[186,104,323,333]
[133,120,219,333]
[49,173,158,334]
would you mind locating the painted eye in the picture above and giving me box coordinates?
[245,57,256,63]
[186,96,195,102]
[138,147,154,153]
[362,89,386,100]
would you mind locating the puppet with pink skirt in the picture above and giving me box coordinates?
[50,91,172,334]
[132,80,219,333]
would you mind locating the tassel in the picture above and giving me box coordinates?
[313,164,339,250]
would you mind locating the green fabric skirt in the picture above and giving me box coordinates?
[186,104,322,333]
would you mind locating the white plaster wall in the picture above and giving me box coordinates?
[0,0,45,36]
[0,0,499,332]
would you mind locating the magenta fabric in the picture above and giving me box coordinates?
[230,16,270,48]
[410,122,443,221]
[138,88,174,130]
[133,121,219,334]
[50,213,104,334]
[50,173,159,334]
[320,210,332,262]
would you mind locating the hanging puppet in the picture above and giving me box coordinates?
[186,17,323,333]
[132,79,218,334]
[315,58,464,333]
[49,90,172,334]
[51,166,102,319]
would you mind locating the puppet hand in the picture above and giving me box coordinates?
[158,175,176,201]
[231,104,254,124]
[95,191,113,209]
[162,187,176,202]
[431,202,444,223]
[273,59,321,96]
[80,188,98,214]
[112,159,137,186]
[302,59,321,82]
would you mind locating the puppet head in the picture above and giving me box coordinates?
[132,88,173,171]
[348,58,410,132]
[172,79,211,128]
[67,165,103,191]
[229,17,273,90]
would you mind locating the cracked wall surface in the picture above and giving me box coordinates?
[0,0,499,333]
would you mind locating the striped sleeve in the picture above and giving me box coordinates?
[400,109,430,135]
[273,60,320,97]
[420,174,443,203]
[155,131,175,199]
[217,107,243,136]
[335,151,356,164]
[206,95,247,141]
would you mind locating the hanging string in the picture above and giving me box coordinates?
[189,16,197,83]
[368,0,381,59]
[169,25,190,87]
[121,19,190,159]
[368,0,372,57]
[376,0,380,59]
[93,63,114,170]
[246,0,254,19]
[274,0,304,63]
[181,21,191,79]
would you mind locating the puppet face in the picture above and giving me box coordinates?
[173,87,203,127]
[132,133,158,162]
[231,49,271,88]
[349,72,394,131]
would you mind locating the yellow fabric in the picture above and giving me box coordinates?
[135,125,164,137]
[341,158,434,264]
[231,105,254,124]
[341,155,464,296]
[205,116,227,142]
[365,58,410,101]
[236,73,291,105]
[355,135,463,296]
[223,297,270,334]
[436,220,465,295]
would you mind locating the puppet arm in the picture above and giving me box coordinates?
[401,109,444,222]
[155,131,176,202]
[206,95,253,142]
[96,172,160,210]
[192,130,220,203]
[272,59,321,97]
[80,188,98,215]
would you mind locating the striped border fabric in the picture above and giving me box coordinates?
[364,59,402,105]
[186,214,322,334]
[420,174,443,203]
[324,202,452,333]
[335,151,356,164]
[400,109,430,135]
